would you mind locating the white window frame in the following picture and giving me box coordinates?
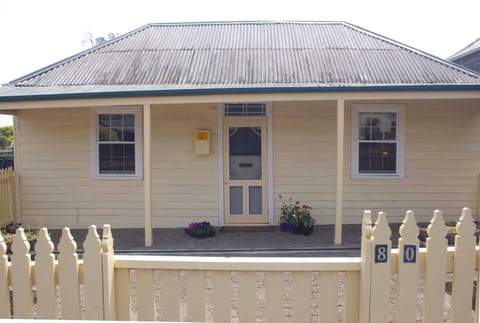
[351,104,405,179]
[90,107,143,179]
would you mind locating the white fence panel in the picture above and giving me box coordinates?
[11,229,33,319]
[35,228,57,319]
[0,207,477,322]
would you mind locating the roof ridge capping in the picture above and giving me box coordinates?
[147,20,346,26]
[342,22,480,81]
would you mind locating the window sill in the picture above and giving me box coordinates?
[92,175,143,180]
[351,174,404,180]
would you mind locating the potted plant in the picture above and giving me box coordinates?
[279,195,298,233]
[279,195,314,235]
[185,221,216,239]
[298,206,315,236]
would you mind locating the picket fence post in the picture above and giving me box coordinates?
[396,210,420,323]
[369,212,392,323]
[102,224,116,320]
[11,228,33,319]
[58,228,81,320]
[35,228,56,319]
[450,207,476,323]
[0,234,10,318]
[359,210,372,323]
[423,210,448,323]
[83,225,103,320]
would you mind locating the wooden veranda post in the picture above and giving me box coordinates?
[144,103,152,247]
[335,99,345,245]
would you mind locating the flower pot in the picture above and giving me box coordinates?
[288,224,295,233]
[302,225,314,236]
[294,224,303,235]
[279,223,288,232]
[185,229,216,239]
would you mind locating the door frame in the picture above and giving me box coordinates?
[223,119,267,224]
[217,103,273,226]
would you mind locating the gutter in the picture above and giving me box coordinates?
[1,84,480,103]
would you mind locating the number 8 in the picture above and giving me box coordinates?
[375,244,388,263]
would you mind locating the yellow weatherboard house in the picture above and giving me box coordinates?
[1,21,480,245]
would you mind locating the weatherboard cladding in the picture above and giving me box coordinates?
[9,22,480,90]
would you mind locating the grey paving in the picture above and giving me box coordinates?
[46,224,402,257]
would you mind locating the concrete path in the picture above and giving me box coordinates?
[46,224,402,257]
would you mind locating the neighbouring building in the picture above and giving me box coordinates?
[449,37,480,73]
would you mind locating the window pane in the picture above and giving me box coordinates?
[99,143,135,174]
[225,103,266,116]
[359,142,396,174]
[359,112,397,141]
[98,128,110,142]
[225,104,244,116]
[99,114,110,127]
[383,113,397,140]
[249,186,262,215]
[369,113,383,140]
[229,186,243,215]
[125,144,135,157]
[123,128,135,141]
[111,114,123,127]
[123,114,134,127]
[229,127,262,180]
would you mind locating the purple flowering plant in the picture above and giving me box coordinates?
[185,221,216,239]
[278,195,315,235]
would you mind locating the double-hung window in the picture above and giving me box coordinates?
[351,104,405,178]
[91,108,143,178]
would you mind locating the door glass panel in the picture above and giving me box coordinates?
[229,186,243,215]
[249,186,262,215]
[229,127,262,180]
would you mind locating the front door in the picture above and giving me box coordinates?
[224,120,268,224]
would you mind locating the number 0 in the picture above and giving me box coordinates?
[403,245,416,263]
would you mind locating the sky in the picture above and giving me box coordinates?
[0,0,479,126]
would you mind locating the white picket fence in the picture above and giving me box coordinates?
[0,168,16,227]
[0,208,479,322]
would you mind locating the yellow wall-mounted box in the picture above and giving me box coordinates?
[195,130,210,155]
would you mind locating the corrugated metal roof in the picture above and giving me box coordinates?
[3,21,480,99]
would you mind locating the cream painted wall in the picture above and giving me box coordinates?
[272,101,337,224]
[150,103,219,227]
[272,100,480,225]
[343,101,480,223]
[17,108,144,229]
[17,104,219,229]
[15,99,480,229]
